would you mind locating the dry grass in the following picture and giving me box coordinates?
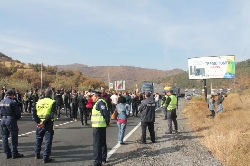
[182,92,250,166]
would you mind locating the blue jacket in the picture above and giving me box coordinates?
[0,97,21,119]
[116,103,130,120]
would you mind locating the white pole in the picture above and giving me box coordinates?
[41,63,43,96]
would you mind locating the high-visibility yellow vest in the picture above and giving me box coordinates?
[91,99,107,127]
[36,98,55,122]
[167,95,177,110]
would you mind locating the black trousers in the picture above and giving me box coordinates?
[79,106,88,124]
[141,122,155,143]
[93,127,107,166]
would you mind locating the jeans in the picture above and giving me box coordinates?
[155,100,159,109]
[217,104,223,112]
[117,122,127,143]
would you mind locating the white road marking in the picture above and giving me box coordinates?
[107,122,141,159]
[0,120,74,142]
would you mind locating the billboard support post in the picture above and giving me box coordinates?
[203,79,207,102]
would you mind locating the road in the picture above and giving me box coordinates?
[0,109,142,166]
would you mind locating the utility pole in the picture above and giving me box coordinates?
[41,63,43,96]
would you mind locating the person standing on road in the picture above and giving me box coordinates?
[55,89,63,119]
[62,90,71,118]
[23,90,29,113]
[91,91,110,166]
[207,95,215,118]
[154,93,160,110]
[138,91,155,144]
[116,96,130,145]
[86,91,93,120]
[216,92,225,113]
[0,89,24,159]
[33,88,56,163]
[71,90,78,121]
[101,87,112,114]
[110,92,118,115]
[161,91,168,120]
[165,90,178,134]
[77,91,88,125]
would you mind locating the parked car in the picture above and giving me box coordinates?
[185,94,192,100]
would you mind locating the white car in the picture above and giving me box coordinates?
[185,94,192,100]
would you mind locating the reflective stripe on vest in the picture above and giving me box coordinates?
[91,99,107,127]
[36,98,55,121]
[167,95,177,110]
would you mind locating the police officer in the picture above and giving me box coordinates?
[138,91,155,144]
[0,89,24,159]
[33,88,56,163]
[165,90,178,134]
[91,91,110,166]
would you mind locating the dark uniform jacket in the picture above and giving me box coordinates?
[139,97,155,122]
[0,97,21,120]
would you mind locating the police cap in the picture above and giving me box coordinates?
[5,89,14,96]
[92,90,101,97]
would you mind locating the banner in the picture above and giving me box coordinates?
[188,55,235,79]
[115,80,125,90]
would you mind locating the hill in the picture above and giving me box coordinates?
[57,63,184,89]
[0,52,13,61]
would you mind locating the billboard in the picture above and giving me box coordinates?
[188,55,235,79]
[114,80,126,90]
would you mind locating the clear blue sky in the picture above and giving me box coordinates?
[0,0,249,71]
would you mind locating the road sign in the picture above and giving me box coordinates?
[109,83,113,89]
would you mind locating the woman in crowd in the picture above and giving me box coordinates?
[116,96,130,145]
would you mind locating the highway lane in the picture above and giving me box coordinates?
[0,110,142,166]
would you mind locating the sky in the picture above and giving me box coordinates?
[0,0,250,71]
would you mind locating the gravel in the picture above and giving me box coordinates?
[107,98,223,166]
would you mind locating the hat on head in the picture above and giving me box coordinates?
[168,90,173,93]
[45,88,52,97]
[92,90,101,97]
[145,91,151,97]
[5,89,14,96]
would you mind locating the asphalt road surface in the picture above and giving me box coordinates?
[0,109,142,166]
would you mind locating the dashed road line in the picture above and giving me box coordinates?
[0,120,75,142]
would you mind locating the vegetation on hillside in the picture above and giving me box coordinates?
[0,60,107,93]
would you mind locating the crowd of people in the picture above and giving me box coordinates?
[1,85,178,166]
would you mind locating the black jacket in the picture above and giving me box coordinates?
[77,95,87,107]
[139,97,155,122]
